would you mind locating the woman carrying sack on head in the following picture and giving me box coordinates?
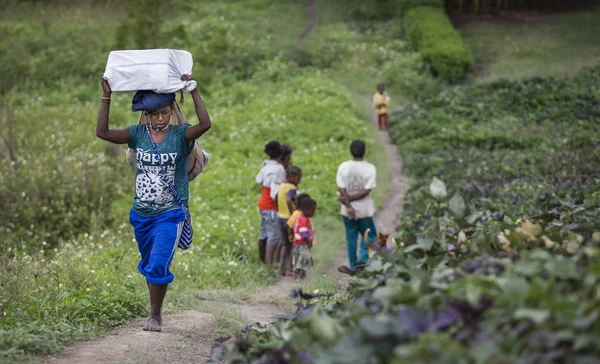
[96,74,211,332]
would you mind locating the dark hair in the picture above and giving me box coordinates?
[296,193,311,209]
[286,165,302,177]
[281,144,292,159]
[350,140,366,158]
[264,141,282,159]
[302,198,317,210]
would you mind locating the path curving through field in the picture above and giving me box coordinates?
[43,2,407,362]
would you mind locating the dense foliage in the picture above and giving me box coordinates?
[404,6,473,81]
[212,67,600,362]
[338,0,442,20]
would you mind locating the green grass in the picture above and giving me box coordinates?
[460,9,600,83]
[0,0,403,357]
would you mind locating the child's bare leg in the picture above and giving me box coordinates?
[286,250,293,273]
[258,239,266,263]
[265,243,275,266]
[278,245,287,274]
[144,283,167,332]
[273,243,281,264]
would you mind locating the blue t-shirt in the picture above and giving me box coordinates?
[128,124,194,217]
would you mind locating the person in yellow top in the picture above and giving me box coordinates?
[373,83,391,129]
[276,166,302,277]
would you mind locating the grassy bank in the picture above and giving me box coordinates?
[0,0,402,358]
[459,9,600,82]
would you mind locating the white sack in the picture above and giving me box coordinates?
[103,49,197,94]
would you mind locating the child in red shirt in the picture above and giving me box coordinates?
[292,198,317,278]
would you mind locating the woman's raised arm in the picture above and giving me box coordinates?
[96,75,131,144]
[181,75,211,141]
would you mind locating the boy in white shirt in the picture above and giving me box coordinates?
[336,140,378,275]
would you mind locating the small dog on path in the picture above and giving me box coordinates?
[337,229,392,276]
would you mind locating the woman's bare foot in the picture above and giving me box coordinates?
[143,316,162,332]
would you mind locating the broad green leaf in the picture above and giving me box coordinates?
[544,258,579,279]
[574,335,594,351]
[529,249,551,261]
[417,236,435,251]
[448,193,466,218]
[499,276,529,302]
[503,215,515,225]
[373,286,398,302]
[466,283,482,306]
[359,316,394,338]
[365,260,384,273]
[466,211,484,225]
[512,260,543,276]
[429,177,447,200]
[403,244,423,253]
[514,308,550,324]
[572,310,598,331]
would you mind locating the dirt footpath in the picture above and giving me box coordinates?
[43,97,406,364]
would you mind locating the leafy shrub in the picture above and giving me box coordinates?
[337,0,399,21]
[0,19,113,94]
[213,67,600,363]
[334,0,442,20]
[114,0,185,50]
[404,6,473,81]
[305,23,442,100]
[396,0,442,15]
[0,98,131,254]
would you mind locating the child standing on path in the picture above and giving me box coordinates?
[373,83,390,129]
[292,198,317,279]
[256,141,286,265]
[276,166,302,276]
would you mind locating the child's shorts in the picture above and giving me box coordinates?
[259,209,280,246]
[293,244,312,271]
[130,208,186,285]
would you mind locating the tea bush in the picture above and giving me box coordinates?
[404,6,473,81]
[213,67,600,362]
[305,22,442,100]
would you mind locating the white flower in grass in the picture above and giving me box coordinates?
[90,269,95,273]
[226,270,231,274]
